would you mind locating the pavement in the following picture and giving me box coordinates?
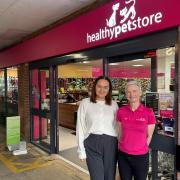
[0,125,90,180]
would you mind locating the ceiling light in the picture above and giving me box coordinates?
[83,61,90,64]
[132,64,144,67]
[132,59,144,61]
[109,63,120,65]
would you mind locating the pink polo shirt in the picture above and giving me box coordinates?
[116,104,156,155]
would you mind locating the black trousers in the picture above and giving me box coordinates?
[118,150,149,180]
[84,134,118,180]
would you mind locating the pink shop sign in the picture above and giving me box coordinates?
[85,0,180,46]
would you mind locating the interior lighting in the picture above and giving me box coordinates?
[132,59,144,61]
[132,64,144,67]
[73,54,88,59]
[109,63,120,65]
[83,61,90,64]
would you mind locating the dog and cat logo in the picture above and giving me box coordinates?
[106,0,136,27]
[86,0,163,43]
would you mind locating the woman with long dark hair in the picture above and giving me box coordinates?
[76,76,118,180]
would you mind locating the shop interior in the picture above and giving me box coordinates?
[57,59,102,169]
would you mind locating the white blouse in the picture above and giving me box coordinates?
[76,98,119,159]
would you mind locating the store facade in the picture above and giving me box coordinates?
[0,0,180,179]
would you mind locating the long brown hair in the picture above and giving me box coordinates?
[90,76,112,105]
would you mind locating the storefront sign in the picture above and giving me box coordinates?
[87,0,163,43]
[85,0,179,46]
[0,0,179,68]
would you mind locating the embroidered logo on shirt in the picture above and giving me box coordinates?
[136,118,146,122]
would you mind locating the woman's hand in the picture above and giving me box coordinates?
[80,158,86,162]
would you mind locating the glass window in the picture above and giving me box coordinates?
[58,59,103,103]
[0,69,5,123]
[108,58,151,106]
[108,47,175,179]
[156,47,175,137]
[7,67,18,116]
[58,59,103,152]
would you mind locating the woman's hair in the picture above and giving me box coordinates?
[125,79,142,93]
[87,82,93,92]
[90,76,112,105]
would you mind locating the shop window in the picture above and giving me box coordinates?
[108,58,151,106]
[58,59,103,102]
[156,47,175,138]
[0,69,5,123]
[7,67,18,116]
[108,47,175,138]
[108,49,175,179]
[58,59,102,129]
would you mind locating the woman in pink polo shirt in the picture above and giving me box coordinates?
[116,80,156,180]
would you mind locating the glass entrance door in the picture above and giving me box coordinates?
[30,67,57,153]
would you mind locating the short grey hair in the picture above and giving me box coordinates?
[125,80,142,93]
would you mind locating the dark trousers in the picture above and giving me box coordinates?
[118,150,149,180]
[84,134,118,180]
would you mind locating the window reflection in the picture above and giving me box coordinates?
[156,47,175,137]
[0,69,5,124]
[7,67,18,116]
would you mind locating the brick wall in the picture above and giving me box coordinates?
[18,63,30,141]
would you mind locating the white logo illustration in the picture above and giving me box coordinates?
[106,0,136,27]
[106,3,120,27]
[120,0,136,24]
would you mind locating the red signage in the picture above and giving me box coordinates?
[0,0,179,68]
